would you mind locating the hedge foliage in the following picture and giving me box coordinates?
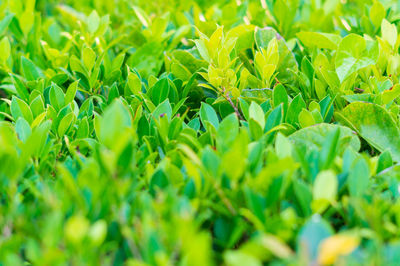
[1,0,400,265]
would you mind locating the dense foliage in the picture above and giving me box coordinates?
[2,0,400,265]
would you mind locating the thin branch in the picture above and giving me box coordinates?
[242,87,273,92]
[221,87,245,120]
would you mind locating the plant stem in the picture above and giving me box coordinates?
[221,87,245,120]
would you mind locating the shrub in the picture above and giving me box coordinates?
[1,0,400,265]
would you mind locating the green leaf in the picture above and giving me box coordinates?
[275,132,292,158]
[65,215,90,244]
[30,96,45,117]
[97,99,132,148]
[171,62,191,81]
[297,32,341,50]
[381,84,400,104]
[10,74,29,102]
[381,19,397,48]
[336,102,400,161]
[132,6,150,27]
[286,94,306,126]
[127,72,142,95]
[335,34,379,82]
[239,98,250,121]
[87,11,100,34]
[65,80,79,104]
[377,150,393,173]
[188,118,200,131]
[25,120,52,158]
[170,50,208,74]
[293,179,312,216]
[224,250,260,266]
[255,27,278,51]
[289,123,360,152]
[153,99,172,120]
[21,56,41,81]
[319,96,334,123]
[15,117,31,143]
[265,104,283,133]
[76,117,90,139]
[298,109,315,128]
[370,1,386,28]
[255,27,298,83]
[10,96,33,124]
[217,113,239,152]
[0,36,10,62]
[313,170,337,204]
[249,102,265,130]
[49,83,65,111]
[88,220,107,246]
[200,102,219,130]
[150,17,168,38]
[194,38,210,63]
[0,13,14,36]
[319,128,340,170]
[83,47,96,71]
[273,84,288,115]
[226,24,255,52]
[127,42,164,78]
[342,94,374,104]
[58,112,76,137]
[249,119,263,140]
[70,55,88,76]
[348,157,370,197]
[150,78,170,106]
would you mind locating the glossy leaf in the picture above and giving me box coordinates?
[336,102,400,161]
[335,34,379,82]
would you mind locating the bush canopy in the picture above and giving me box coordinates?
[1,0,400,265]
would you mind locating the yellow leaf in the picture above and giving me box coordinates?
[382,84,400,104]
[265,38,279,66]
[254,51,266,71]
[31,112,47,128]
[259,234,294,259]
[239,68,250,91]
[262,64,276,86]
[231,87,240,99]
[0,36,10,62]
[318,234,360,265]
[209,26,224,53]
[19,10,35,35]
[65,215,90,244]
[218,48,230,68]
[82,46,96,71]
[127,71,142,95]
[381,19,398,49]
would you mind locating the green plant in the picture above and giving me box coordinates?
[2,0,400,265]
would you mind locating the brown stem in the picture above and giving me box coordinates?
[354,87,364,93]
[221,87,245,120]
